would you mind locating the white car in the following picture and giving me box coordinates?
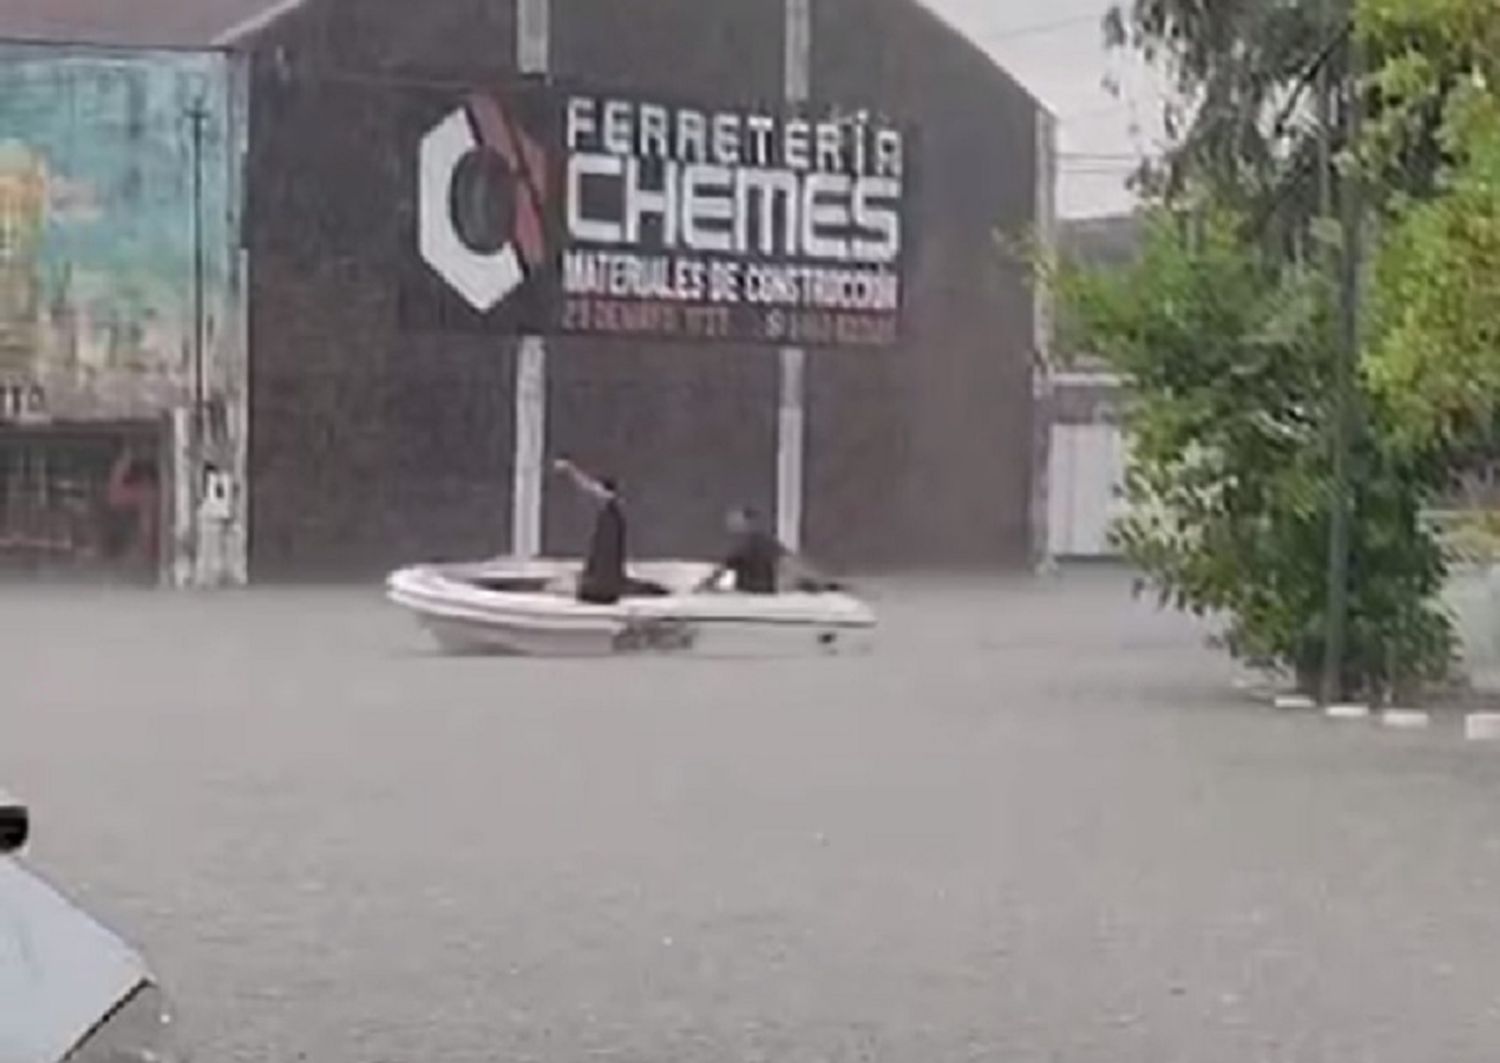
[0,789,182,1063]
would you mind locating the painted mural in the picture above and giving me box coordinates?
[0,45,248,584]
[0,46,243,421]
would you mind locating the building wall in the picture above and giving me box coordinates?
[244,1,524,579]
[243,0,1042,577]
[543,0,786,561]
[0,42,249,583]
[807,0,1041,567]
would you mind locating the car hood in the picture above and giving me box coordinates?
[0,857,151,1063]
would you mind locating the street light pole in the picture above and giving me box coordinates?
[1320,26,1363,706]
[1315,0,1334,227]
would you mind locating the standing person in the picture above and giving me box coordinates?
[697,506,827,595]
[552,458,626,604]
[105,444,159,576]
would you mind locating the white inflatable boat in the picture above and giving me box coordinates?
[386,558,876,657]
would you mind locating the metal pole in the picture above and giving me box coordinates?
[1032,108,1059,571]
[778,0,811,551]
[512,337,546,559]
[1314,1,1334,225]
[777,347,806,552]
[1320,30,1363,706]
[188,97,208,582]
[512,0,549,560]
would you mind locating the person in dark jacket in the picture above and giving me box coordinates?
[553,458,626,604]
[698,506,831,594]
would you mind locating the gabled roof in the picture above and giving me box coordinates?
[0,0,303,49]
[0,0,1044,112]
[912,0,1050,118]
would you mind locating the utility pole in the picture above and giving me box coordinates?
[1314,0,1334,225]
[187,96,208,581]
[1320,21,1363,706]
[512,0,549,561]
[778,0,811,554]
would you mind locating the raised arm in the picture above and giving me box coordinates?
[552,458,612,503]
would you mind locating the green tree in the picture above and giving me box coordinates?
[1104,0,1348,245]
[1053,210,1452,696]
[1360,0,1500,454]
[1051,0,1465,697]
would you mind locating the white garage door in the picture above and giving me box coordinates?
[1047,423,1127,558]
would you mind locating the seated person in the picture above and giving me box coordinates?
[697,507,831,594]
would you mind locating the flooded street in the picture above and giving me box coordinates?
[7,571,1500,1062]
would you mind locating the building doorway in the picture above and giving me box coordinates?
[1047,421,1127,560]
[0,422,164,582]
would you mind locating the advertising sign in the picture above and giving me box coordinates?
[406,84,909,347]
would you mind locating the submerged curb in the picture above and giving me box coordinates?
[1464,713,1500,742]
[1259,687,1500,745]
[1380,709,1433,730]
[1326,704,1371,721]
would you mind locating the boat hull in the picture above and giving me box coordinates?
[387,559,876,658]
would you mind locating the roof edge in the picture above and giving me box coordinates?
[909,0,1054,119]
[0,34,227,55]
[213,0,309,47]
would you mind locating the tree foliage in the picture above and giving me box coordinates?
[1104,0,1345,240]
[1360,0,1500,454]
[1053,211,1453,695]
[1060,0,1471,696]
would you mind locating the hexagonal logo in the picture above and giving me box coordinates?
[418,93,549,313]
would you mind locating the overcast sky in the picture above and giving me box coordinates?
[922,0,1168,218]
